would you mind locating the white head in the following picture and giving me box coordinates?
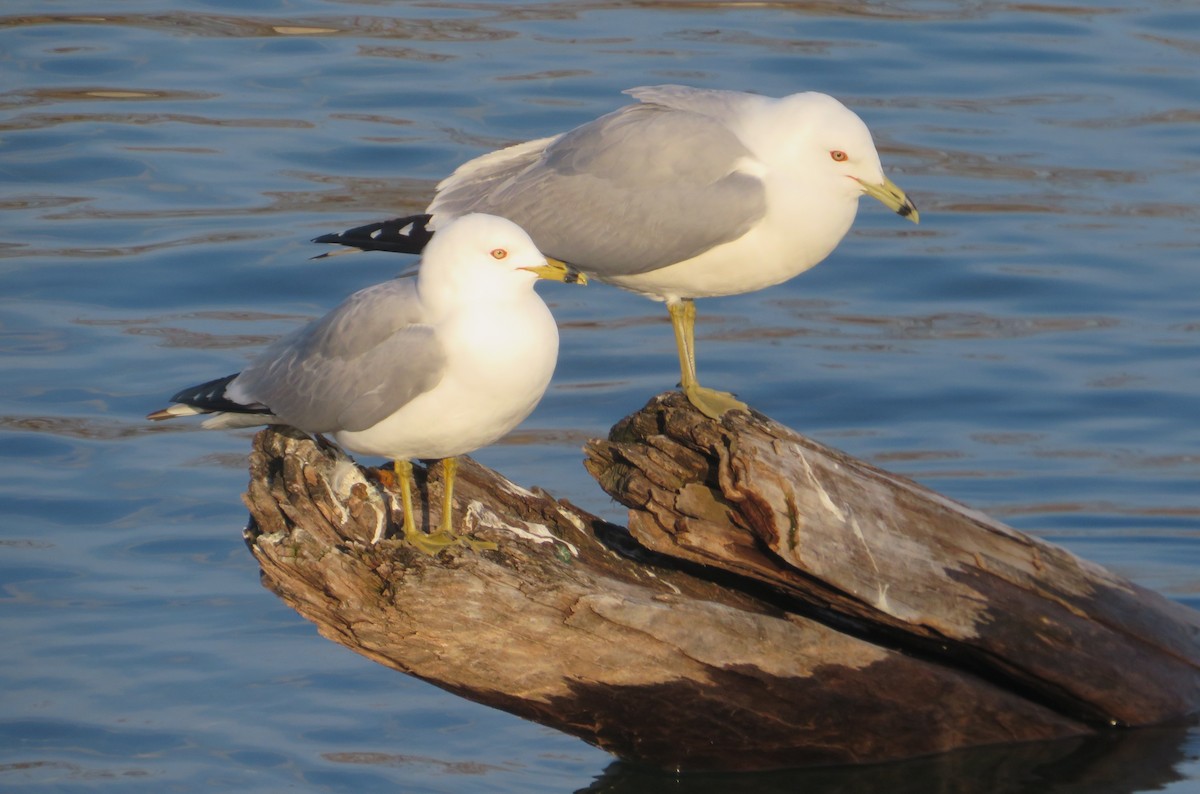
[739,92,918,232]
[418,213,574,305]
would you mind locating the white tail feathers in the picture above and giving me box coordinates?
[146,404,206,421]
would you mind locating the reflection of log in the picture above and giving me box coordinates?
[242,393,1200,772]
[582,724,1196,794]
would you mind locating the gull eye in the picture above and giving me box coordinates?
[490,248,508,260]
[830,150,848,162]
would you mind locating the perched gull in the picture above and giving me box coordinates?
[314,85,919,418]
[149,213,584,554]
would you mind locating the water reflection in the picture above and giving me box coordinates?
[322,750,505,775]
[580,724,1199,794]
[720,305,1123,344]
[0,11,520,42]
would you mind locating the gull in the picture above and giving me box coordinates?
[314,85,919,418]
[149,213,584,554]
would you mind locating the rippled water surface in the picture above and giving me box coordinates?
[3,1,1199,791]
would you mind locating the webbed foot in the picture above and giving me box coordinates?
[401,526,497,555]
[683,384,749,419]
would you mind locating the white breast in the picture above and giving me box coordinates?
[334,293,559,461]
[603,186,860,302]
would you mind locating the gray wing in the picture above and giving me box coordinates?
[622,84,763,120]
[230,277,447,433]
[430,88,767,277]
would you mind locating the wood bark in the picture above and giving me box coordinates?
[241,392,1200,772]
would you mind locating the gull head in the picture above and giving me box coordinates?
[418,213,584,300]
[755,92,919,224]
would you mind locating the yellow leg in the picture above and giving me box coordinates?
[394,459,416,538]
[666,299,748,419]
[668,299,697,390]
[440,456,457,535]
[387,457,495,554]
[433,457,496,552]
[683,299,698,385]
[391,459,460,556]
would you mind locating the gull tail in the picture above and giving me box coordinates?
[311,213,435,258]
[147,373,274,428]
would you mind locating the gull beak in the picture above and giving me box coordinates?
[858,175,920,224]
[522,257,588,285]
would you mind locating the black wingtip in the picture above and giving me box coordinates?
[312,213,435,256]
[169,373,273,416]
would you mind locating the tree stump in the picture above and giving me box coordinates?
[242,392,1200,771]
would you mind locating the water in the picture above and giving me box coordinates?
[2,1,1199,791]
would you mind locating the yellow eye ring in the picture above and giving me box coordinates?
[830,150,848,162]
[491,248,508,260]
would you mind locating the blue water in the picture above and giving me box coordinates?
[3,1,1199,791]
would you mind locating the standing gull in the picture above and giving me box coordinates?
[149,213,584,554]
[315,85,919,418]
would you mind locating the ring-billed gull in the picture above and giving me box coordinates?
[315,85,919,418]
[149,213,584,554]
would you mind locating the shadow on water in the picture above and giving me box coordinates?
[579,724,1199,794]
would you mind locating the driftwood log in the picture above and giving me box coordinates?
[242,392,1200,771]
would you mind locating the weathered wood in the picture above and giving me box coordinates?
[241,394,1200,771]
[583,393,1200,727]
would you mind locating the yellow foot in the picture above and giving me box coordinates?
[401,527,497,556]
[461,536,498,553]
[684,384,749,419]
[401,526,460,556]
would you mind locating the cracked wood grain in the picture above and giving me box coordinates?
[240,393,1200,771]
[583,393,1200,727]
